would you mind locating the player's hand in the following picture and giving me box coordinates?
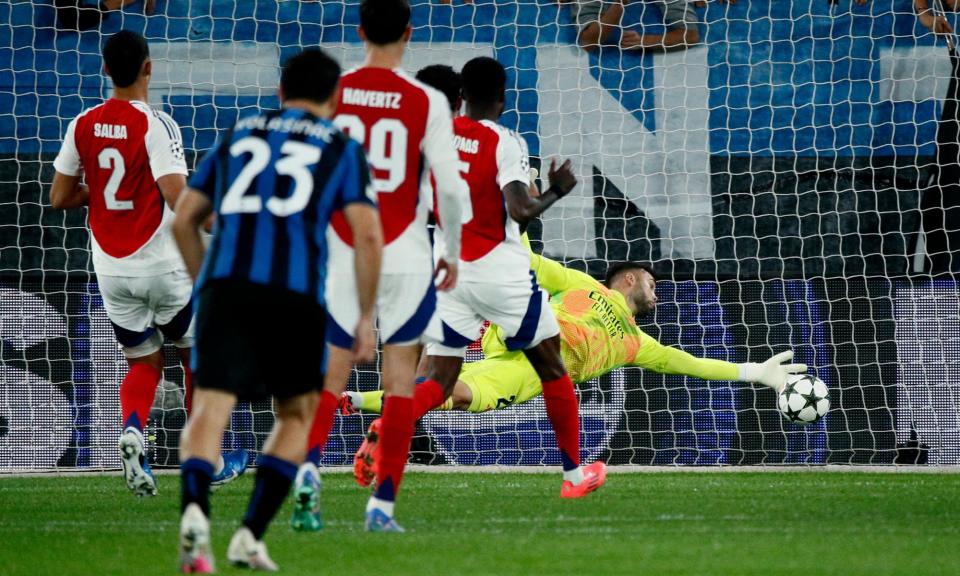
[619,30,644,49]
[528,167,541,198]
[352,314,376,363]
[547,158,577,197]
[925,14,954,35]
[741,350,808,393]
[434,257,458,292]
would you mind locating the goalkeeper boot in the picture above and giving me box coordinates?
[227,526,278,572]
[353,418,381,487]
[364,508,405,533]
[179,503,214,574]
[291,462,323,532]
[560,461,608,499]
[119,426,157,497]
[210,449,249,491]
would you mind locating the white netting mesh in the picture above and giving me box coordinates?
[2,0,959,470]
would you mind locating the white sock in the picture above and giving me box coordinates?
[347,391,363,410]
[366,496,395,517]
[214,454,225,475]
[563,466,584,486]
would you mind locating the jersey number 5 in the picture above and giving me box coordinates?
[221,137,322,217]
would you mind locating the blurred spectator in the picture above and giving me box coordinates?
[915,0,955,36]
[55,0,155,32]
[571,0,732,53]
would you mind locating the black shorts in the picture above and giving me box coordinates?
[194,279,327,402]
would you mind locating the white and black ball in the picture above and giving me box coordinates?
[777,374,830,425]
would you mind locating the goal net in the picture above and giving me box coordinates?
[2,0,959,471]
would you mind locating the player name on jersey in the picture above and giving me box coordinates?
[340,87,402,109]
[94,123,128,139]
[234,114,335,140]
[454,135,479,154]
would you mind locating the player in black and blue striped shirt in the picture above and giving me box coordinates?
[171,48,383,573]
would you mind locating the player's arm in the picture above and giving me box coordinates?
[172,189,212,280]
[504,157,576,228]
[341,141,383,363]
[422,89,465,291]
[520,233,599,296]
[49,117,89,209]
[171,136,221,280]
[146,111,190,209]
[633,330,807,392]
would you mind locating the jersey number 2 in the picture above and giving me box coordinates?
[98,148,131,211]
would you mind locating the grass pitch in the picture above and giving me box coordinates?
[0,471,957,575]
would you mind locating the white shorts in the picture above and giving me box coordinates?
[98,268,195,358]
[426,272,560,358]
[326,270,442,348]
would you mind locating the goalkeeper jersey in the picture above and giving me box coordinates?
[481,239,740,383]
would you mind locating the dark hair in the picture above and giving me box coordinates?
[604,261,657,288]
[416,65,461,113]
[281,48,341,104]
[103,30,150,89]
[461,56,506,108]
[360,0,411,45]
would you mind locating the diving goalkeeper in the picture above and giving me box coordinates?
[342,236,807,415]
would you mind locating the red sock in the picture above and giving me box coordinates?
[373,395,414,502]
[306,390,339,465]
[183,365,193,415]
[412,379,445,420]
[541,374,581,471]
[120,363,162,431]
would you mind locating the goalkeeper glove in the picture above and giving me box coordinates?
[739,350,807,393]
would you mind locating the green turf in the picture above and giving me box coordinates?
[1,471,958,575]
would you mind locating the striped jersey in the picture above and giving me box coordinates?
[189,107,375,306]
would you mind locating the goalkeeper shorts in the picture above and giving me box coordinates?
[459,352,546,412]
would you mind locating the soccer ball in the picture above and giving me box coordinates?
[777,374,830,425]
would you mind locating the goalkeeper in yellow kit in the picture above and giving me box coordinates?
[342,236,807,416]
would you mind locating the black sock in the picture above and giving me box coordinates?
[181,458,215,517]
[242,455,297,540]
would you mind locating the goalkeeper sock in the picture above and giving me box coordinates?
[306,390,339,464]
[373,395,414,502]
[541,374,581,474]
[120,363,162,431]
[412,378,445,420]
[181,457,214,517]
[242,455,297,540]
[356,390,384,413]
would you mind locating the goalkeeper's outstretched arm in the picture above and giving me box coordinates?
[633,332,807,393]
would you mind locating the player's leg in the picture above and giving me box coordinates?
[362,342,418,531]
[155,269,249,490]
[302,257,359,470]
[179,387,236,573]
[360,273,441,531]
[406,285,482,420]
[294,271,357,531]
[483,278,606,498]
[228,390,319,571]
[292,342,350,532]
[523,337,606,498]
[99,274,166,497]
